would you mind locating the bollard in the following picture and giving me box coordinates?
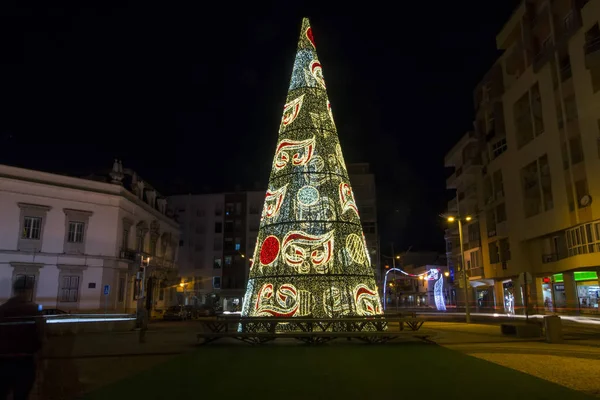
[544,315,563,343]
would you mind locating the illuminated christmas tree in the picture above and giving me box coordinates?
[241,18,383,319]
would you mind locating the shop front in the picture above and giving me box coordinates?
[544,271,599,313]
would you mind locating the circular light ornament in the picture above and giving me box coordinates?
[297,185,320,206]
[259,236,280,266]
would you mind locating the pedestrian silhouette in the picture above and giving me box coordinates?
[0,276,46,400]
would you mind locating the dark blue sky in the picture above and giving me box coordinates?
[0,2,519,253]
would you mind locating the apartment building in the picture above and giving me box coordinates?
[168,191,263,311]
[445,0,600,315]
[0,161,180,314]
[347,163,381,284]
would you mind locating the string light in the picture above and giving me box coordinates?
[241,18,382,320]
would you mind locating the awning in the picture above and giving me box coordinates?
[470,279,495,288]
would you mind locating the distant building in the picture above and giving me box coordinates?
[0,161,180,314]
[347,163,381,283]
[168,191,263,311]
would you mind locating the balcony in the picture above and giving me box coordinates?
[119,248,137,262]
[584,35,600,69]
[468,267,485,279]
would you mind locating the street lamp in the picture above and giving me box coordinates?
[446,214,472,323]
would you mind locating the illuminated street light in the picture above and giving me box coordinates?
[445,214,472,324]
[419,275,424,280]
[179,282,185,287]
[395,255,400,259]
[444,271,450,277]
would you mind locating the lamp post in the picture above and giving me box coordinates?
[447,215,471,323]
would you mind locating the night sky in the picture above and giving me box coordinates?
[0,2,519,254]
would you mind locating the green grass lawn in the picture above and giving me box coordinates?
[85,341,593,400]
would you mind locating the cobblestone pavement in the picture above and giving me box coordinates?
[427,321,600,397]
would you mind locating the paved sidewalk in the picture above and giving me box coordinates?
[426,321,600,397]
[34,329,198,399]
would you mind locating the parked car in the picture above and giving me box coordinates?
[163,305,188,321]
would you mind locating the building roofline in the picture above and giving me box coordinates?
[0,164,178,229]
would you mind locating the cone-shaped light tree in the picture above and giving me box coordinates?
[241,18,383,319]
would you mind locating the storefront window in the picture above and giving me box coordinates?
[503,281,514,314]
[541,280,553,311]
[577,283,600,309]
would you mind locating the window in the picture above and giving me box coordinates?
[496,203,507,223]
[224,238,234,251]
[488,242,500,264]
[569,136,584,165]
[514,91,533,148]
[22,217,42,240]
[470,250,481,270]
[521,159,542,217]
[487,208,496,238]
[214,238,222,251]
[225,256,232,266]
[118,276,125,303]
[215,222,223,233]
[361,206,374,217]
[235,237,241,251]
[483,176,493,204]
[179,240,184,247]
[195,243,204,252]
[499,238,511,262]
[215,207,223,216]
[13,274,35,301]
[235,202,242,215]
[196,225,206,234]
[67,221,85,243]
[18,203,50,251]
[234,219,242,232]
[213,276,221,289]
[225,203,234,216]
[491,137,507,159]
[63,208,92,254]
[196,209,205,217]
[493,170,504,198]
[531,83,544,136]
[59,276,79,302]
[214,257,222,269]
[362,222,376,234]
[538,155,553,211]
[467,222,480,243]
[568,223,599,255]
[122,227,129,249]
[225,221,233,233]
[564,95,578,122]
[575,179,589,209]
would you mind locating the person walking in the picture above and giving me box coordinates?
[0,277,46,400]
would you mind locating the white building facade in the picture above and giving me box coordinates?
[0,162,180,314]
